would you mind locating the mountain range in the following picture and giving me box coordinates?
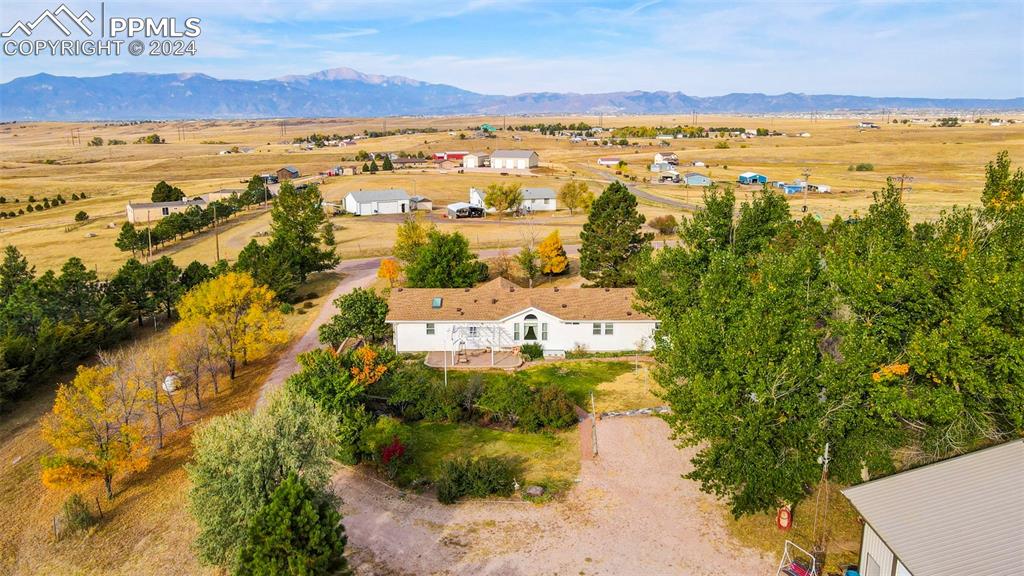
[2,67,1021,121]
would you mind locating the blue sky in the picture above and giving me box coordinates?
[2,0,1022,97]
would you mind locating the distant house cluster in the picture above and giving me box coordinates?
[125,188,250,223]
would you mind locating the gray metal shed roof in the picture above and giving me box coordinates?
[346,189,409,203]
[842,439,1024,576]
[521,187,555,200]
[491,149,537,158]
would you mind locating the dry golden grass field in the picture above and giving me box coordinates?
[2,114,1022,275]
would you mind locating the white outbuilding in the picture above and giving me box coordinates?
[490,150,539,170]
[343,189,410,216]
[463,153,490,168]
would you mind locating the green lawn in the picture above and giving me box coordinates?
[400,421,579,492]
[517,361,633,405]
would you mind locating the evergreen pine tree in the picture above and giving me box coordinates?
[579,182,652,287]
[235,472,349,576]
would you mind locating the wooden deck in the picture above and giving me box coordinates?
[424,349,523,370]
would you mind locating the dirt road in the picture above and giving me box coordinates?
[335,417,772,576]
[255,256,380,407]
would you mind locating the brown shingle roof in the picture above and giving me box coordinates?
[385,277,653,322]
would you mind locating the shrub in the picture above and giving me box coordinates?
[848,163,874,172]
[436,455,519,504]
[476,376,532,426]
[74,211,89,222]
[516,385,577,431]
[715,141,730,149]
[381,363,469,422]
[647,214,678,235]
[358,416,412,480]
[520,343,544,360]
[279,302,294,314]
[306,291,319,300]
[302,301,314,309]
[61,493,97,534]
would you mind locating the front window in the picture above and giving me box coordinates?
[468,326,478,337]
[593,323,601,335]
[541,323,548,341]
[604,323,614,335]
[514,323,520,340]
[426,323,435,335]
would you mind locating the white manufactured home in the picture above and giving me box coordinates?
[386,278,657,356]
[343,189,410,216]
[469,187,557,213]
[842,439,1023,576]
[490,150,539,170]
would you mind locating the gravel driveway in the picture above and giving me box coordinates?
[334,417,772,576]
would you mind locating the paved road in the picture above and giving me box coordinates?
[575,164,702,212]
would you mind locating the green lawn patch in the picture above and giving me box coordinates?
[400,421,579,492]
[517,361,633,405]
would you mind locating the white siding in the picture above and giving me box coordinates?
[861,524,896,576]
[391,307,656,354]
[344,194,408,216]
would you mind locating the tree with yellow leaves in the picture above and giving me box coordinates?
[377,258,401,288]
[40,365,151,499]
[537,230,569,277]
[176,272,286,380]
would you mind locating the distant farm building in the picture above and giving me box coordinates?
[126,198,207,224]
[391,157,428,169]
[344,189,410,216]
[435,159,458,170]
[490,150,539,170]
[409,196,433,211]
[654,152,678,165]
[683,173,712,187]
[277,166,300,181]
[464,153,490,168]
[691,161,706,168]
[597,157,620,167]
[649,162,675,173]
[433,151,468,161]
[738,172,768,185]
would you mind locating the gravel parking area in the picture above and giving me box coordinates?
[334,416,772,576]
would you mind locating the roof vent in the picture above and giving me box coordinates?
[561,303,567,308]
[456,307,462,312]
[397,288,404,292]
[626,311,633,316]
[492,298,498,304]
[604,288,610,292]
[509,287,515,292]
[553,287,559,292]
[464,288,470,292]
[431,297,442,308]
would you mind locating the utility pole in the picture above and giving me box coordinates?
[213,203,220,262]
[811,442,832,566]
[802,167,811,214]
[146,212,153,263]
[590,391,598,457]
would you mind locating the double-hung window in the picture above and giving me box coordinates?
[426,323,435,335]
[604,323,614,335]
[593,323,602,335]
